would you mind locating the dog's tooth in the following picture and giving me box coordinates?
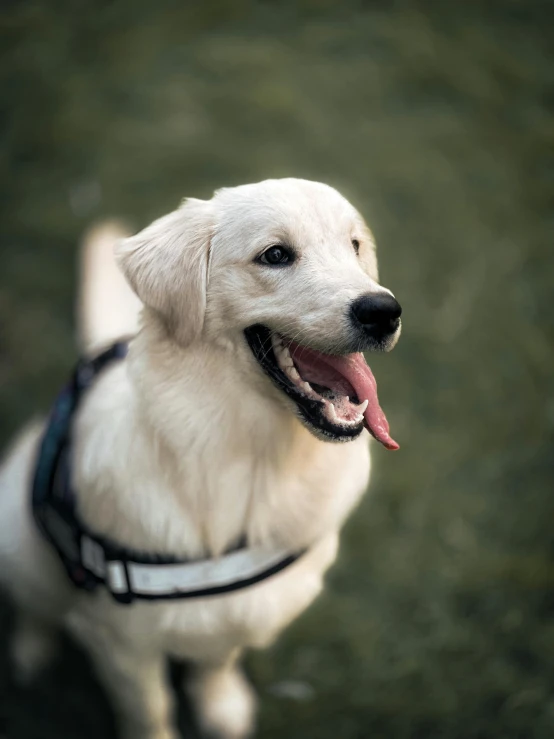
[273,342,289,369]
[301,381,313,395]
[274,340,292,367]
[327,402,338,422]
[288,366,300,381]
[356,399,369,413]
[273,348,284,366]
[281,345,293,365]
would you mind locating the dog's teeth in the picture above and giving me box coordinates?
[327,402,338,422]
[357,399,369,413]
[281,346,293,366]
[288,366,300,381]
[301,381,312,395]
[273,342,293,372]
[274,340,293,369]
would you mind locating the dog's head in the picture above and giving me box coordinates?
[117,178,401,447]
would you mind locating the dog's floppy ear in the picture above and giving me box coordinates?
[116,198,214,347]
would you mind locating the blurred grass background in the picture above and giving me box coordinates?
[1,1,553,737]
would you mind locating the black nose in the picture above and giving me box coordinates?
[351,293,402,337]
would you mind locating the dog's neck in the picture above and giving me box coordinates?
[130,317,310,461]
[75,316,369,559]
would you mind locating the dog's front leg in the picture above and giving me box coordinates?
[80,627,178,739]
[185,652,256,739]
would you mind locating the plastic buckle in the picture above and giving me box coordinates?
[106,559,135,605]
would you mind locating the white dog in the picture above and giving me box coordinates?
[0,178,401,739]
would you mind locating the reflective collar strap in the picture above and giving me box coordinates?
[81,534,307,604]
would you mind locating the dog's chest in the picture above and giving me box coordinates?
[80,533,340,662]
[73,386,371,657]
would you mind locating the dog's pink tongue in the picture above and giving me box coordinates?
[289,345,399,450]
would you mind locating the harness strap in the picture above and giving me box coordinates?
[81,534,302,602]
[31,342,306,604]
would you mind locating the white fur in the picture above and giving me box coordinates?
[0,178,399,739]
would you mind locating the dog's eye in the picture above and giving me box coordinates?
[258,245,293,266]
[352,239,360,255]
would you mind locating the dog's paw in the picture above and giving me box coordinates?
[187,665,256,739]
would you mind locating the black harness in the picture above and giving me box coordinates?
[32,342,305,605]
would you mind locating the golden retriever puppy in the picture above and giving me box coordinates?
[0,178,401,739]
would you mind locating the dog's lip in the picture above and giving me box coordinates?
[244,325,398,449]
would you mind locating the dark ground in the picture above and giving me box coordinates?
[1,2,553,737]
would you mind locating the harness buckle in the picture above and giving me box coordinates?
[106,560,135,604]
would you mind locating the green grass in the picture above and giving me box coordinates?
[1,2,553,737]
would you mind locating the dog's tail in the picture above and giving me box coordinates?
[77,220,142,355]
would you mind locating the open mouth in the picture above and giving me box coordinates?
[244,325,399,449]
